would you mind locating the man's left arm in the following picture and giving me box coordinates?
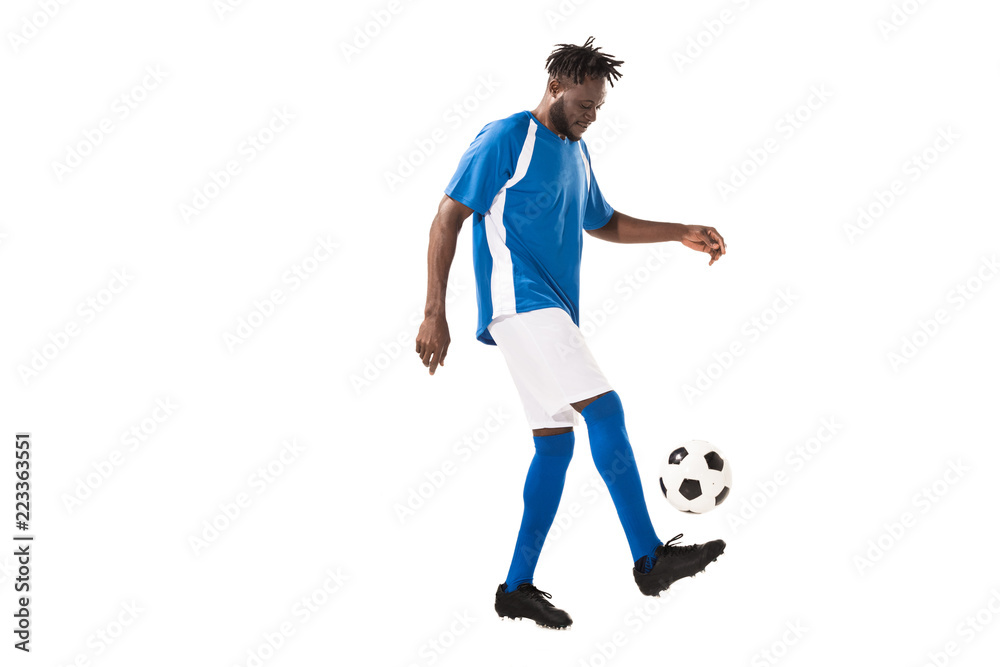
[586,209,727,265]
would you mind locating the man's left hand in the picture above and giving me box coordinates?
[680,225,727,265]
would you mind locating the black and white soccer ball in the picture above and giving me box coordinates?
[659,440,732,513]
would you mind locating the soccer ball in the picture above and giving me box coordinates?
[659,440,732,513]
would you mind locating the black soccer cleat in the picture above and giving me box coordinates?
[495,583,573,629]
[633,533,726,596]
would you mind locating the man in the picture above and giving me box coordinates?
[415,37,728,630]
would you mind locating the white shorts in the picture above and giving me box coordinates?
[487,307,614,430]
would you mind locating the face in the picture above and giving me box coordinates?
[549,76,606,142]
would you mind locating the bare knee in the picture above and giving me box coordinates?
[571,390,613,413]
[532,426,573,437]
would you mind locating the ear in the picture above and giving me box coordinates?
[547,77,563,99]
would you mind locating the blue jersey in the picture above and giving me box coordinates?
[445,110,614,346]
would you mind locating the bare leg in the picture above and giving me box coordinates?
[571,390,613,413]
[531,426,572,437]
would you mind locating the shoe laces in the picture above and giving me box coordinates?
[662,533,697,554]
[517,584,555,606]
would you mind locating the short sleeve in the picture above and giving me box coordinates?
[445,120,520,216]
[582,160,614,230]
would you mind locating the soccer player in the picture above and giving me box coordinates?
[416,37,728,630]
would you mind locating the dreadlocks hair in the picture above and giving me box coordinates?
[544,36,624,88]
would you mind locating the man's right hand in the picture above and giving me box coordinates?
[419,195,470,376]
[416,314,450,375]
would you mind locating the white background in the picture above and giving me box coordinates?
[2,0,999,665]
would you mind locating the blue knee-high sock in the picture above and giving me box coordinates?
[582,391,661,566]
[504,431,574,591]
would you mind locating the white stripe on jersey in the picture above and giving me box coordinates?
[578,141,591,192]
[484,120,537,319]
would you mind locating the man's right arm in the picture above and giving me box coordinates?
[416,194,474,375]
